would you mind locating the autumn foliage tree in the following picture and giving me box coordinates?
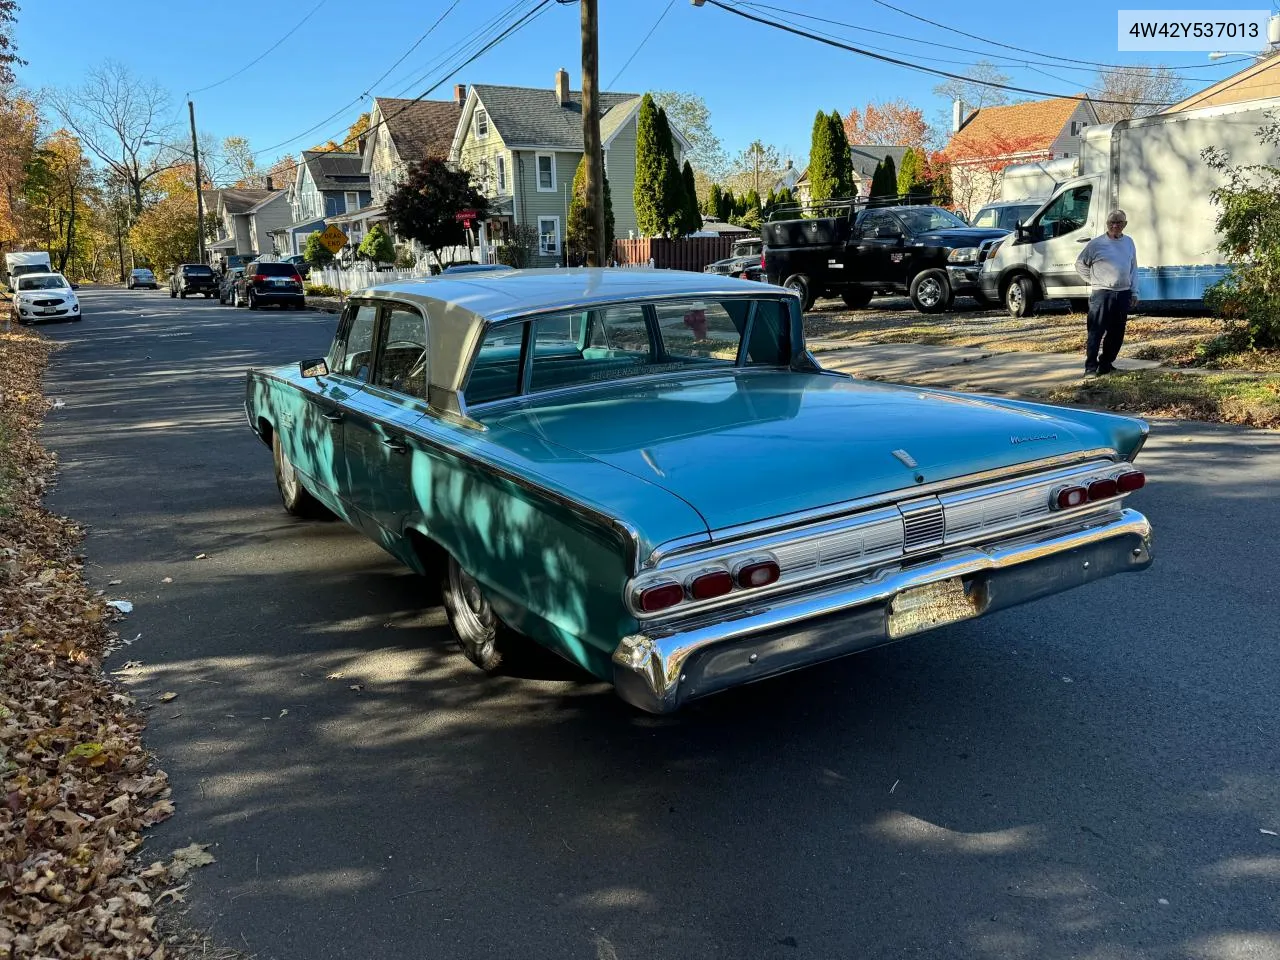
[843,100,930,151]
[939,131,1048,216]
[129,165,199,271]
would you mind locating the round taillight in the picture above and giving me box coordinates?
[1055,485,1088,510]
[1087,477,1118,501]
[736,560,781,589]
[689,570,734,600]
[1117,471,1146,493]
[637,582,683,613]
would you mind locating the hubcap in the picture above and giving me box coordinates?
[1009,284,1023,309]
[918,278,942,306]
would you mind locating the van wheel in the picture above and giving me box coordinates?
[841,288,873,309]
[909,269,952,313]
[782,274,816,312]
[442,556,515,673]
[1005,275,1038,318]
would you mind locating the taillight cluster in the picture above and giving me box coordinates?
[636,558,781,614]
[1053,470,1145,510]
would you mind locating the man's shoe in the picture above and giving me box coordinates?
[1084,366,1099,377]
[1098,364,1116,375]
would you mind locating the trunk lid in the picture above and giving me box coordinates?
[482,371,1114,532]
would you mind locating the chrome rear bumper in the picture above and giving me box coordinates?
[612,509,1152,713]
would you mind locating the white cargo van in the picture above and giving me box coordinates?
[4,251,53,289]
[979,97,1280,316]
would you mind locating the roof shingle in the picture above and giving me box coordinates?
[944,97,1085,158]
[375,97,463,161]
[471,84,639,150]
[300,150,370,191]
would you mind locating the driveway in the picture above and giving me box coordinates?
[39,287,1280,960]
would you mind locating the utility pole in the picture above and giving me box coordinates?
[580,0,607,266]
[188,99,206,264]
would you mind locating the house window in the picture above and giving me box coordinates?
[1071,121,1088,136]
[537,216,560,256]
[497,155,507,192]
[345,191,360,213]
[475,108,488,139]
[536,152,556,192]
[477,158,490,188]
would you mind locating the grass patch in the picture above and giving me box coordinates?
[1048,369,1280,428]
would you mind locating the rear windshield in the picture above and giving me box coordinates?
[182,265,214,275]
[18,275,68,290]
[253,263,299,276]
[132,269,153,276]
[465,297,791,405]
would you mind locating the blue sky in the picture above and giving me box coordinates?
[13,0,1256,168]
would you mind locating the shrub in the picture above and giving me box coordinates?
[304,282,342,298]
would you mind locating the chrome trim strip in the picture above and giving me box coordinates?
[613,509,1152,712]
[643,447,1122,566]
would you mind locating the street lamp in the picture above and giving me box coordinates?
[1208,50,1267,60]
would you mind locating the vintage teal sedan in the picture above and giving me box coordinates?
[244,269,1152,713]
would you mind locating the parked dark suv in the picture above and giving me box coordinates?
[232,261,305,310]
[168,263,219,299]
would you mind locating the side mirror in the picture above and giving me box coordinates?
[300,358,329,378]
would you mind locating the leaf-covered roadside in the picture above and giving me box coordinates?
[0,328,194,959]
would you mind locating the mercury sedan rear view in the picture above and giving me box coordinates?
[244,269,1152,713]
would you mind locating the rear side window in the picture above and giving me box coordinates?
[466,324,527,404]
[373,306,428,400]
[255,263,299,277]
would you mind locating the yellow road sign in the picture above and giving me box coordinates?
[318,224,349,255]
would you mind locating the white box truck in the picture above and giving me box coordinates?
[979,97,1280,315]
[4,251,52,289]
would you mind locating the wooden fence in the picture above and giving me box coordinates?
[612,236,743,273]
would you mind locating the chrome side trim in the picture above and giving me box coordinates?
[613,509,1153,713]
[643,447,1121,566]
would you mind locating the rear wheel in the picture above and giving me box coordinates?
[1005,275,1038,318]
[841,287,873,309]
[782,273,816,312]
[909,269,952,313]
[442,555,515,673]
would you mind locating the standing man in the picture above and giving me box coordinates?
[1076,209,1138,376]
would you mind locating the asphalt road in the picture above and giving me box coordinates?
[40,287,1280,960]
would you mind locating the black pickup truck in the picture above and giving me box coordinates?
[761,201,1009,313]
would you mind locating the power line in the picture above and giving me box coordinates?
[868,0,1245,72]
[608,0,677,87]
[743,1,1250,77]
[250,0,466,159]
[386,0,533,99]
[188,0,329,95]
[251,0,555,185]
[703,1,1178,107]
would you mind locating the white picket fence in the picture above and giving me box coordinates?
[309,243,479,293]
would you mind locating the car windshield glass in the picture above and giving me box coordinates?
[893,206,969,232]
[254,263,298,276]
[466,297,791,404]
[183,265,214,275]
[18,276,67,290]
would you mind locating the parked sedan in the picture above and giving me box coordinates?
[10,272,81,324]
[168,263,219,299]
[245,269,1153,713]
[232,261,305,310]
[128,268,158,289]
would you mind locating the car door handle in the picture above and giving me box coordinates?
[321,412,343,423]
[381,437,408,454]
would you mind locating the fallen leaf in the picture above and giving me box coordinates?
[349,684,364,692]
[279,708,289,717]
[167,843,216,879]
[161,577,172,584]
[107,578,122,585]
[194,553,208,560]
[157,692,178,703]
[106,599,133,613]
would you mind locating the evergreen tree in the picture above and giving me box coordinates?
[807,110,837,203]
[705,182,723,218]
[655,106,687,235]
[567,154,616,265]
[357,224,396,264]
[634,94,664,236]
[680,160,702,234]
[829,110,855,198]
[869,156,898,206]
[896,147,919,198]
[718,188,735,222]
[743,188,761,214]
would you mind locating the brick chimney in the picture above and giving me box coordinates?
[265,175,274,191]
[454,83,466,106]
[952,98,969,133]
[555,68,570,106]
[356,135,367,155]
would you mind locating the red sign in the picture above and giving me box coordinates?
[454,209,477,222]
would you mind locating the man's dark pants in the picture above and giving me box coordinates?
[1085,288,1130,373]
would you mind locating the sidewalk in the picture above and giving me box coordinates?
[809,340,1161,397]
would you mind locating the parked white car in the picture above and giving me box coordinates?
[10,272,81,324]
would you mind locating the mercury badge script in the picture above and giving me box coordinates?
[1010,433,1059,445]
